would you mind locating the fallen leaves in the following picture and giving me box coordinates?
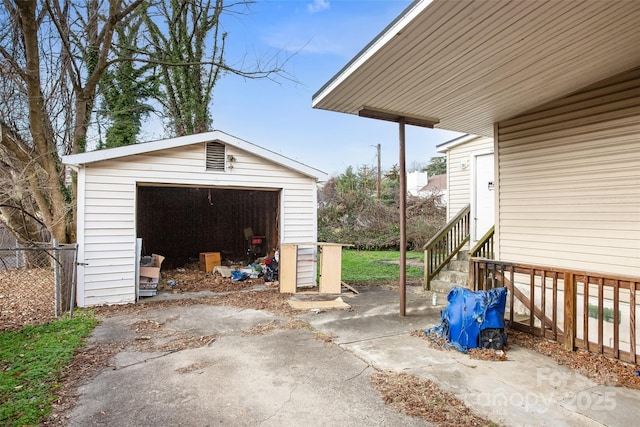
[508,329,640,389]
[411,328,640,389]
[370,371,495,427]
[0,268,56,331]
[158,266,258,293]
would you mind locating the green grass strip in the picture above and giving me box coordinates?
[341,250,424,284]
[0,315,97,426]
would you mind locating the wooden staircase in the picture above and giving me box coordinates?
[429,246,471,293]
[424,203,495,292]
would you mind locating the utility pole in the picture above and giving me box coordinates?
[375,143,381,199]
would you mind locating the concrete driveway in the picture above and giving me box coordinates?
[66,285,640,427]
[67,296,433,426]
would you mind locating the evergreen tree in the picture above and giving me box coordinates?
[423,156,446,176]
[98,14,157,148]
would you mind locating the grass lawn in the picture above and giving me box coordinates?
[0,314,97,426]
[341,249,424,284]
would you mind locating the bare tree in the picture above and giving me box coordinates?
[0,0,143,243]
[143,0,291,136]
[0,0,292,244]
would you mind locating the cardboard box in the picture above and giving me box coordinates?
[140,254,164,278]
[199,252,221,272]
[139,254,164,297]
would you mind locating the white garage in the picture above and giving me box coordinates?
[63,130,327,307]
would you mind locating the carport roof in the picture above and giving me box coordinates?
[62,130,328,181]
[312,0,640,137]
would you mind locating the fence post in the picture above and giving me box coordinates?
[69,244,78,319]
[53,239,60,317]
[564,272,576,351]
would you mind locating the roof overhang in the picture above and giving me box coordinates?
[435,134,493,154]
[62,130,328,182]
[312,0,640,137]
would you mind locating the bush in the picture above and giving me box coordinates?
[318,175,445,250]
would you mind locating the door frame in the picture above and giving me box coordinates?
[470,150,495,244]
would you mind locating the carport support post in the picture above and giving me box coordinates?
[398,119,407,316]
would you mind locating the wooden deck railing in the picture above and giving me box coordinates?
[470,258,639,365]
[423,205,470,290]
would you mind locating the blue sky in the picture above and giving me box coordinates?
[151,0,463,176]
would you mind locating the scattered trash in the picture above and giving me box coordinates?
[168,280,180,293]
[432,293,437,306]
[310,308,325,314]
[288,297,350,310]
[231,270,250,281]
[263,257,279,282]
[213,266,232,278]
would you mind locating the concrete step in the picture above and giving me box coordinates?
[456,250,471,261]
[436,269,469,284]
[446,259,469,273]
[429,279,468,294]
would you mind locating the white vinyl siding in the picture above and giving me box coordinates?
[77,142,318,306]
[496,68,640,277]
[446,136,493,221]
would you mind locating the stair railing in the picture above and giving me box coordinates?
[423,204,470,290]
[467,225,495,289]
[469,225,495,259]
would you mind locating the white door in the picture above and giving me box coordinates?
[473,153,495,242]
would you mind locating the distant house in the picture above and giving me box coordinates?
[417,173,447,206]
[63,131,327,307]
[406,171,428,196]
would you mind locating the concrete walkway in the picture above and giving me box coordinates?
[67,285,640,426]
[298,286,640,427]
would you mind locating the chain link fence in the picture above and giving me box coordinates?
[0,241,77,331]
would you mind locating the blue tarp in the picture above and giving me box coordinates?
[428,287,507,352]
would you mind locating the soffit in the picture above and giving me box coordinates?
[312,0,640,137]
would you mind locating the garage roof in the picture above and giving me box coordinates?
[312,0,640,137]
[62,130,327,181]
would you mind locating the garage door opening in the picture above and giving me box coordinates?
[137,185,280,268]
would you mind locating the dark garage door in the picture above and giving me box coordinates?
[137,185,279,268]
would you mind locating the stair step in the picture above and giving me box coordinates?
[429,279,468,294]
[436,269,469,284]
[446,259,469,273]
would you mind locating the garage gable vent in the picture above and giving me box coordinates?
[206,141,226,171]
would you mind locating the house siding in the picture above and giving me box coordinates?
[77,143,318,306]
[446,136,493,221]
[496,68,640,277]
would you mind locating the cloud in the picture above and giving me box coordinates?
[307,0,330,13]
